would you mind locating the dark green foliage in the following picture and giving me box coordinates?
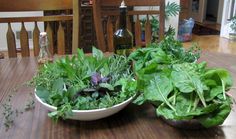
[165,2,181,18]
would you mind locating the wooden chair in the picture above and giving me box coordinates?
[93,0,165,52]
[0,0,80,58]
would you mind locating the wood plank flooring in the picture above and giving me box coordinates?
[183,35,236,55]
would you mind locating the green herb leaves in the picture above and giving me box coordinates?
[33,47,136,120]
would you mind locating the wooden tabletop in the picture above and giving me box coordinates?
[0,52,236,139]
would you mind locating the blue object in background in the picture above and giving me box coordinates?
[178,18,195,42]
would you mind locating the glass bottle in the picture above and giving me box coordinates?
[38,32,53,64]
[113,0,133,56]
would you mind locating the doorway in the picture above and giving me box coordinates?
[205,0,219,22]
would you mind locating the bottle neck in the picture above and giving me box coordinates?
[119,7,127,29]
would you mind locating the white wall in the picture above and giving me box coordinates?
[166,0,180,39]
[0,12,44,51]
[220,0,231,38]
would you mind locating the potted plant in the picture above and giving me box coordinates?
[140,2,180,42]
[229,16,236,41]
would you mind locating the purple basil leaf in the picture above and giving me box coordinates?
[91,72,102,85]
[101,77,110,83]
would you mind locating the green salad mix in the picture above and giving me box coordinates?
[32,34,234,128]
[32,47,136,120]
[129,35,234,128]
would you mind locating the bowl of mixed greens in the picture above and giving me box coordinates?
[33,48,136,121]
[130,35,234,128]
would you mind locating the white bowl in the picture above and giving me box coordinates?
[35,93,133,121]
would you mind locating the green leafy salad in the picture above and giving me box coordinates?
[32,47,136,120]
[129,35,234,128]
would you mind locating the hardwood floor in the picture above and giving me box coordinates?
[1,35,236,58]
[183,35,236,55]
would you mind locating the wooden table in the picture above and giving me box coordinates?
[0,52,236,139]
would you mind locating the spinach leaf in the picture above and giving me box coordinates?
[197,104,231,128]
[144,75,175,111]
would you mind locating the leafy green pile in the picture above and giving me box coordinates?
[32,47,136,120]
[129,35,200,72]
[130,36,234,128]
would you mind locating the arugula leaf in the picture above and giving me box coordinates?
[52,78,65,92]
[92,47,104,60]
[99,83,114,91]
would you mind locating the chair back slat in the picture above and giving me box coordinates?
[145,16,152,44]
[72,0,80,54]
[33,22,40,56]
[7,23,17,58]
[135,15,142,47]
[115,17,120,31]
[159,0,165,40]
[127,16,132,31]
[107,17,114,52]
[46,23,54,54]
[20,22,30,57]
[0,0,72,11]
[57,22,66,55]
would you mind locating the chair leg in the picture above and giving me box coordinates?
[0,52,4,59]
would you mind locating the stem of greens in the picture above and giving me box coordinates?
[221,79,226,100]
[193,95,199,111]
[187,93,193,113]
[172,89,177,105]
[183,70,206,107]
[156,85,176,112]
